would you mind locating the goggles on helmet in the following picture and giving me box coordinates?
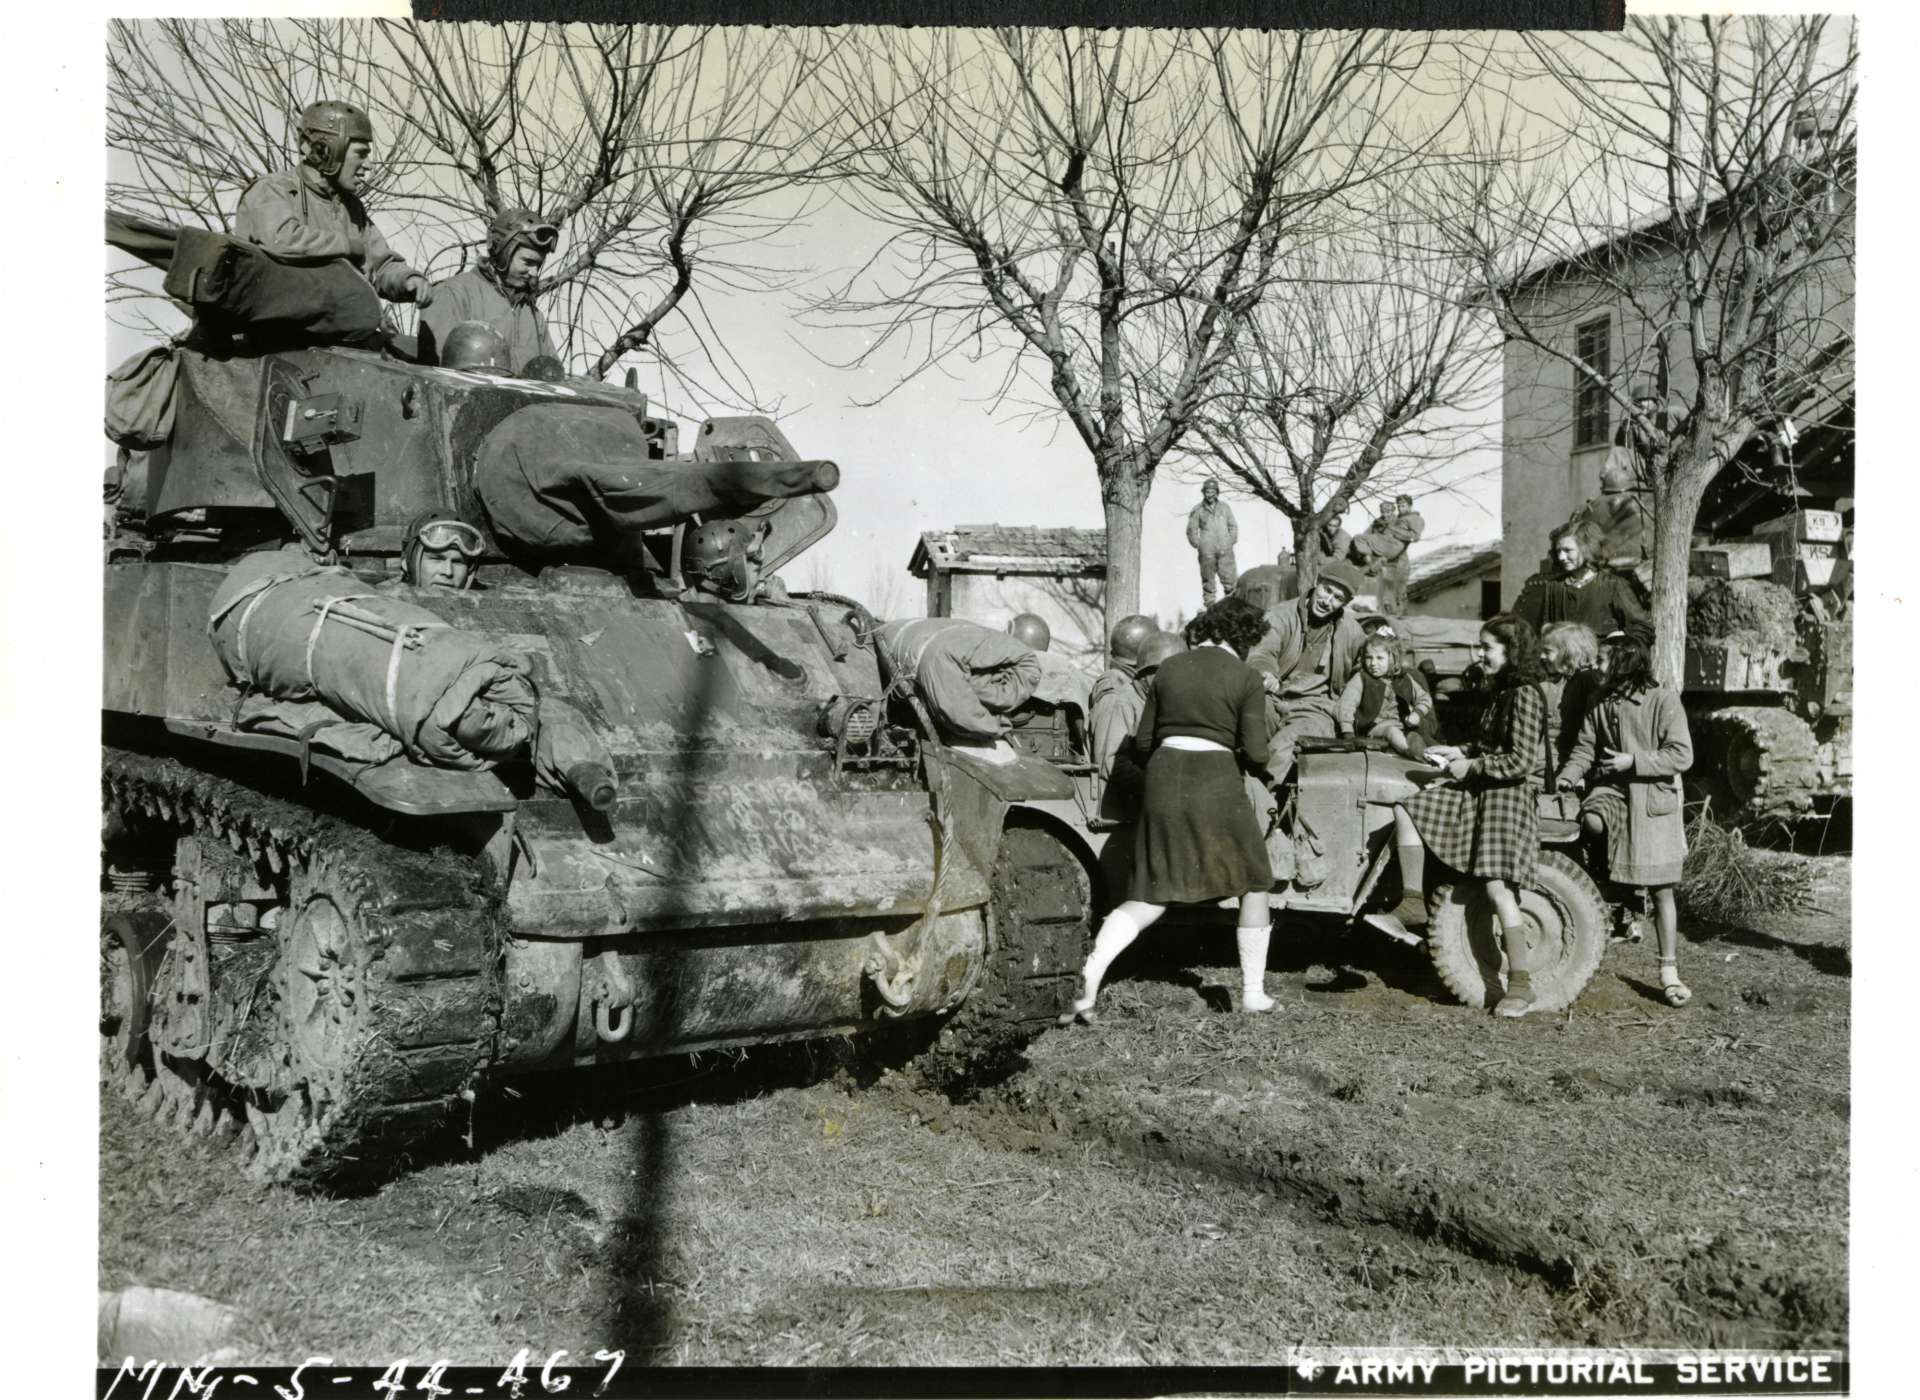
[522,223,560,251]
[415,520,486,557]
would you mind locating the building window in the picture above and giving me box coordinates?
[1479,578,1502,621]
[1572,317,1611,449]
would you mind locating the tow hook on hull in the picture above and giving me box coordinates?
[584,950,638,1044]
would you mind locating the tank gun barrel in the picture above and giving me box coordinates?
[474,401,840,561]
[628,457,840,530]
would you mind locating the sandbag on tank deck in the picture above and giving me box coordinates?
[208,549,537,769]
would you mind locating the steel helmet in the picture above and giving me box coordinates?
[401,511,485,589]
[1135,632,1185,674]
[684,518,765,601]
[1007,613,1051,651]
[1106,614,1157,670]
[440,322,514,375]
[298,100,374,178]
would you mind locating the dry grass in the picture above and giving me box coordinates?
[1680,812,1820,927]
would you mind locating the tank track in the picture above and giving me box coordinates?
[103,747,504,1188]
[1695,706,1822,823]
[918,824,1091,1088]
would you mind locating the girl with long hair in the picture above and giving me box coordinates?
[1380,613,1551,1018]
[1555,621,1694,1005]
[1062,596,1277,1024]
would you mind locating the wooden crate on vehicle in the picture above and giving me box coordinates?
[1690,541,1774,579]
[1752,509,1844,545]
[1685,638,1789,692]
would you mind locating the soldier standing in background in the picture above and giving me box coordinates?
[235,101,433,311]
[420,207,562,372]
[1187,480,1239,606]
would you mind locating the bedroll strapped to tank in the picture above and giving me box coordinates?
[207,549,538,770]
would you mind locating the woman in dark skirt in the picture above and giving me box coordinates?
[1061,597,1277,1023]
[1388,612,1550,1019]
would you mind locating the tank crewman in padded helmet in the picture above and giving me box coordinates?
[420,206,561,373]
[235,100,433,309]
[438,321,515,376]
[683,518,775,603]
[401,511,485,591]
[875,617,1043,746]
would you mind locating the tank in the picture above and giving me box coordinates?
[1678,538,1852,824]
[101,342,1094,1186]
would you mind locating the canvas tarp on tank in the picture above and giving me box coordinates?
[208,549,537,769]
[474,403,836,562]
[108,210,385,345]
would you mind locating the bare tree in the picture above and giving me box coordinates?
[1181,189,1501,589]
[1436,18,1855,684]
[107,20,844,399]
[811,28,1442,637]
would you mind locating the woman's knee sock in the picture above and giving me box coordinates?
[1236,922,1272,1003]
[1079,908,1143,1004]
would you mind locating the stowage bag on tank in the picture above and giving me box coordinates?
[108,213,384,345]
[208,549,538,769]
[475,404,835,561]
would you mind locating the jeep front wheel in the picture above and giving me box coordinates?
[1425,849,1608,1013]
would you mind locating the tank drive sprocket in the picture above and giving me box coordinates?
[103,748,505,1187]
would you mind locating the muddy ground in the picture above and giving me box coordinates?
[99,855,1848,1367]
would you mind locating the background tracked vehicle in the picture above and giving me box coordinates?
[102,340,1097,1187]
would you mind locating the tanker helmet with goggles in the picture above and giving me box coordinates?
[402,513,485,590]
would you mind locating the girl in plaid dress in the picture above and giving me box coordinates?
[1390,613,1551,1018]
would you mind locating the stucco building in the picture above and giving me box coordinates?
[1497,207,1853,604]
[1405,542,1503,622]
[909,525,1108,657]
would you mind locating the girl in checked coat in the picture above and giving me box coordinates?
[1383,613,1552,1019]
[1556,620,1694,1006]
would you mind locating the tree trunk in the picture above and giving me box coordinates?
[1293,516,1322,597]
[1648,459,1717,689]
[1101,486,1146,640]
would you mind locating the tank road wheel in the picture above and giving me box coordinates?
[1694,706,1820,824]
[100,911,164,1089]
[1426,850,1608,1013]
[920,823,1092,1088]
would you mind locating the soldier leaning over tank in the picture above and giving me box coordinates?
[235,101,433,311]
[1513,521,1647,640]
[876,617,1042,745]
[420,207,560,372]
